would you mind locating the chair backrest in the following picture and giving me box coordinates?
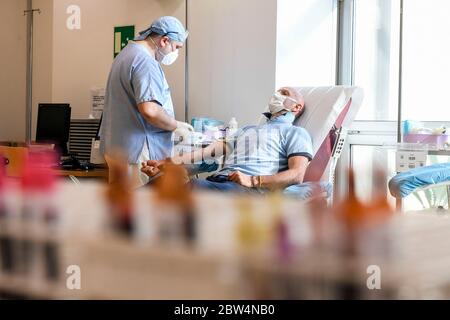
[293,86,364,183]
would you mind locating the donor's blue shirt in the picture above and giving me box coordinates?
[218,113,313,177]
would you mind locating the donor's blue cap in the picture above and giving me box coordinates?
[134,16,188,43]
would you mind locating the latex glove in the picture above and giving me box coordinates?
[174,127,193,143]
[176,121,194,132]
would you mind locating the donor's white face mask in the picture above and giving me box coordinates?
[268,92,298,115]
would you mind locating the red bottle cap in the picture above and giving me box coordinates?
[21,151,58,192]
[0,155,6,191]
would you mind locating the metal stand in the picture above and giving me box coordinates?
[24,1,41,145]
[184,0,190,123]
[397,0,404,144]
[447,185,450,210]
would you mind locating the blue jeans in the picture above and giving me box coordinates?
[145,174,255,194]
[189,179,256,194]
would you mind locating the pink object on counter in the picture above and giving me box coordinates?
[403,134,450,147]
[0,155,5,191]
[21,151,58,192]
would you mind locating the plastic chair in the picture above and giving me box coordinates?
[389,163,450,210]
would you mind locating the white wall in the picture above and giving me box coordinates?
[276,0,337,87]
[0,0,27,142]
[187,0,278,126]
[1,0,186,142]
[51,0,186,120]
[1,0,339,142]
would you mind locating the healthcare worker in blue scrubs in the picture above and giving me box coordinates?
[100,16,193,188]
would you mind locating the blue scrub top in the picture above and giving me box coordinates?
[100,42,175,164]
[218,113,314,177]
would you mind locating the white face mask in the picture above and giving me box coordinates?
[268,92,298,115]
[160,49,179,66]
[151,37,179,66]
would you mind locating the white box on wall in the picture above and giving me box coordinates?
[396,150,427,173]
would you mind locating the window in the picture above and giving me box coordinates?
[340,0,450,210]
[276,0,337,87]
[353,0,400,120]
[402,0,450,121]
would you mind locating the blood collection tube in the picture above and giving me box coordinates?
[0,155,14,274]
[275,217,291,263]
[153,162,196,245]
[39,159,60,282]
[104,155,134,235]
[20,151,60,283]
[42,206,60,281]
[182,207,196,245]
[18,154,41,276]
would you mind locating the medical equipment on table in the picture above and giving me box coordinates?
[403,133,450,149]
[203,125,226,140]
[191,117,224,133]
[227,117,239,137]
[174,130,206,145]
[189,117,227,142]
[402,120,449,149]
[403,120,446,135]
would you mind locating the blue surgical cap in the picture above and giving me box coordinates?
[134,16,188,43]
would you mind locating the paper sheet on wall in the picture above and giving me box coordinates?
[90,87,105,119]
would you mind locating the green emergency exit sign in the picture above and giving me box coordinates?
[114,25,135,58]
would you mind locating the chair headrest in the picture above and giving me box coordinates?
[293,86,364,155]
